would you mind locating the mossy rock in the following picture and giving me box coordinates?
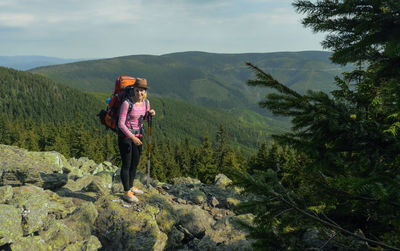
[147,195,179,233]
[173,204,215,237]
[226,197,241,208]
[95,194,167,250]
[165,226,185,250]
[0,185,13,203]
[214,173,232,188]
[63,235,102,251]
[41,220,79,250]
[0,204,23,245]
[63,202,98,239]
[197,215,254,251]
[172,176,201,185]
[8,185,52,235]
[10,236,47,251]
[187,189,207,204]
[0,144,68,189]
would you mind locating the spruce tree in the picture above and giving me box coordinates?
[214,124,230,173]
[230,0,400,249]
[195,134,218,184]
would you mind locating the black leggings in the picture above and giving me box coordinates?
[118,137,142,191]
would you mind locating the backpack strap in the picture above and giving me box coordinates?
[126,99,134,131]
[125,99,148,136]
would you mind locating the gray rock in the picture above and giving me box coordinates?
[0,144,68,189]
[0,185,13,203]
[95,194,168,251]
[172,176,201,185]
[166,226,185,250]
[215,173,232,188]
[0,204,23,245]
[0,145,255,251]
[197,214,254,251]
[210,196,219,207]
[174,204,215,238]
[10,236,47,251]
[8,185,51,235]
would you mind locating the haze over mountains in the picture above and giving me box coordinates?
[1,51,351,153]
[30,51,350,114]
[0,56,89,71]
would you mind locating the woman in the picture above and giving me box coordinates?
[118,78,155,203]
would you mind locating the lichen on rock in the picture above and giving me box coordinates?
[0,145,255,250]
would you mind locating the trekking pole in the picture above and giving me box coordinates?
[146,114,152,188]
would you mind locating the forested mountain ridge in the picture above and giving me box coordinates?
[30,51,350,112]
[0,67,287,159]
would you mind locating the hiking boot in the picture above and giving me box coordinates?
[123,191,139,203]
[130,186,144,195]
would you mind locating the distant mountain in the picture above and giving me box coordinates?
[30,51,351,114]
[0,67,287,154]
[0,56,89,71]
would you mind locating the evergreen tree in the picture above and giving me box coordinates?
[175,138,193,177]
[230,1,400,249]
[214,124,230,173]
[69,111,87,158]
[248,141,269,174]
[195,134,217,184]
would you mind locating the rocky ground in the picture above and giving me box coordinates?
[0,144,254,250]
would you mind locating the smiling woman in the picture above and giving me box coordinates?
[117,78,156,203]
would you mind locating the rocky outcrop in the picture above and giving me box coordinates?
[0,144,254,250]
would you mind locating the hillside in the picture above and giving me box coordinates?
[30,51,351,112]
[0,67,287,157]
[0,66,103,126]
[94,93,288,152]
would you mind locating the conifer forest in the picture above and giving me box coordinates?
[1,0,399,249]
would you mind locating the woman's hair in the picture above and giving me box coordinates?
[142,89,147,100]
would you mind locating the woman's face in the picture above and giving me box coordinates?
[134,87,146,100]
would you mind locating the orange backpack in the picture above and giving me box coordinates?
[98,76,136,131]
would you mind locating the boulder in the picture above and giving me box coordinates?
[0,185,13,203]
[10,236,47,251]
[197,214,254,251]
[8,185,53,235]
[0,204,23,245]
[173,204,215,238]
[172,176,201,185]
[215,173,232,188]
[165,225,185,250]
[41,220,79,249]
[0,145,255,250]
[0,144,68,189]
[95,194,168,251]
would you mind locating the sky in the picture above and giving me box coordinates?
[0,0,326,59]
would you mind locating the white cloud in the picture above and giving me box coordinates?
[0,13,36,27]
[0,0,324,58]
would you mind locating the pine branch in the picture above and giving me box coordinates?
[246,62,302,99]
[316,179,400,209]
[270,185,400,250]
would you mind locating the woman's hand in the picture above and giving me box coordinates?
[131,136,143,146]
[149,109,156,116]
